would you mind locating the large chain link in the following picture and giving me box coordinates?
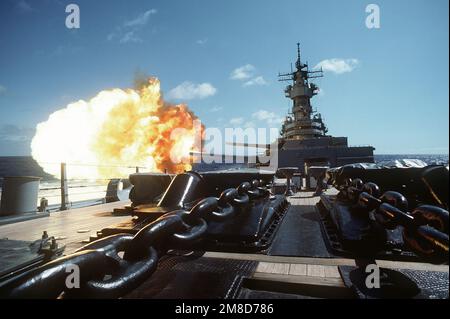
[0,179,269,299]
[338,178,449,262]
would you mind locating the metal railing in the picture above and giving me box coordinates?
[35,162,149,212]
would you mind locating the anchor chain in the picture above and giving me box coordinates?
[338,178,449,262]
[0,179,270,299]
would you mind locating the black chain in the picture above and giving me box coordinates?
[338,178,449,262]
[0,179,269,299]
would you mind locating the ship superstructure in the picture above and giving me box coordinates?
[266,44,375,173]
[279,43,327,139]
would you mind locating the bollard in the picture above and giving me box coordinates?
[39,197,48,212]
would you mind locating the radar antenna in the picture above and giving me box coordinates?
[278,43,324,82]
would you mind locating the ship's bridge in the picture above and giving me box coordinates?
[285,83,318,99]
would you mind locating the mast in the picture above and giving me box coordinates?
[278,43,326,140]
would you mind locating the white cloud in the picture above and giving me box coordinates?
[167,82,217,100]
[243,121,255,128]
[210,106,223,112]
[226,110,283,129]
[0,85,6,96]
[119,31,142,44]
[314,58,359,74]
[124,9,157,27]
[108,9,157,43]
[230,64,255,80]
[229,117,244,126]
[228,116,262,128]
[230,65,269,88]
[252,110,275,121]
[252,110,283,125]
[243,76,268,87]
[196,38,208,45]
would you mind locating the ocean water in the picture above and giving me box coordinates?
[374,154,449,165]
[0,154,448,208]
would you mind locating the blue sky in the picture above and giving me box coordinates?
[0,0,448,156]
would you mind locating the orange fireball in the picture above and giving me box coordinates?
[31,78,203,179]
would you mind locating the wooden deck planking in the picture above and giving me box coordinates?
[256,261,341,279]
[251,272,346,288]
[0,201,131,254]
[307,264,326,277]
[256,262,290,275]
[204,251,448,272]
[288,263,307,276]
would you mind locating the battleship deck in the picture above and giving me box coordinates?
[0,200,131,253]
[0,191,447,298]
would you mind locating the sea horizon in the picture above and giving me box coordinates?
[1,153,448,181]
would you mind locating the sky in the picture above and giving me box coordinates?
[0,0,448,156]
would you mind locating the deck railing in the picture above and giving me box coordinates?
[0,162,149,212]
